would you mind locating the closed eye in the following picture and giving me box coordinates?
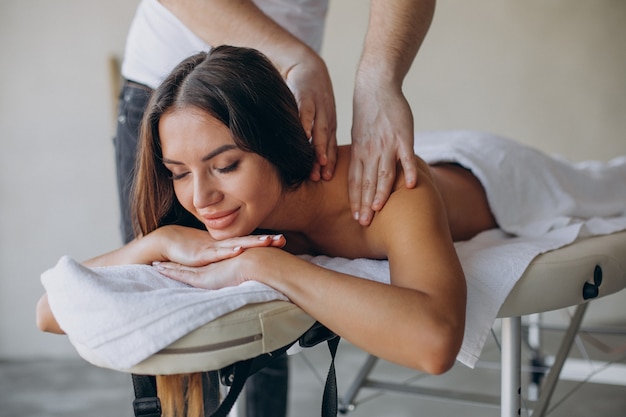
[168,170,189,181]
[217,160,239,174]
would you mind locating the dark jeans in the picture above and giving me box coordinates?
[113,81,290,417]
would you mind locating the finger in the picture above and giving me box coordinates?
[298,96,315,141]
[153,262,205,286]
[322,128,337,180]
[312,140,328,170]
[252,234,287,248]
[269,234,287,248]
[215,234,279,249]
[309,160,322,182]
[310,107,332,169]
[348,156,364,221]
[371,153,396,212]
[199,245,245,265]
[398,146,418,189]
[358,158,379,226]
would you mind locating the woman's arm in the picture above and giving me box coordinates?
[158,171,466,374]
[36,226,285,334]
[36,293,64,334]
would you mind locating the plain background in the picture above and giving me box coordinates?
[1,0,625,361]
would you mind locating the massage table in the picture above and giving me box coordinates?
[39,132,626,416]
[122,231,626,417]
[337,231,626,417]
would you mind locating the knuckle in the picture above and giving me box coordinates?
[361,179,374,191]
[378,169,392,180]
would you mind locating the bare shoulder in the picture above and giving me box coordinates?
[365,156,462,287]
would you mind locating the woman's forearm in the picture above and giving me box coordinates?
[243,249,465,374]
[82,234,162,268]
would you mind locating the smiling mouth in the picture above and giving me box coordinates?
[201,208,240,230]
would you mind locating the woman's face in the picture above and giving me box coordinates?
[159,107,283,240]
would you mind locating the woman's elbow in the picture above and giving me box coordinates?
[36,294,64,334]
[419,319,465,375]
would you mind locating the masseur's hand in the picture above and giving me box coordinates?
[152,225,285,267]
[284,51,338,182]
[154,244,287,290]
[349,81,417,226]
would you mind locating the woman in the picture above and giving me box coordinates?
[38,45,499,416]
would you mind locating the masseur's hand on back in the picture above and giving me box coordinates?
[350,77,416,226]
[348,0,435,226]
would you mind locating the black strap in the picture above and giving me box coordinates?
[132,374,161,417]
[131,324,340,417]
[321,336,340,417]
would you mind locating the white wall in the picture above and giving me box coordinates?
[1,0,625,360]
[0,0,137,358]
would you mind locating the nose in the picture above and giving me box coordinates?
[193,174,223,209]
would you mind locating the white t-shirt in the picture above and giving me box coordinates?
[121,0,329,89]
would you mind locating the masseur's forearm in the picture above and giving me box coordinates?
[159,0,316,75]
[356,0,435,88]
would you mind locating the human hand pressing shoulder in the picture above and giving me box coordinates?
[346,0,433,227]
[283,50,338,182]
[349,81,418,226]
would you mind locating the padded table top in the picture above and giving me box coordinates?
[498,231,626,318]
[128,232,626,375]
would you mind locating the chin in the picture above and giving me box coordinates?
[207,229,238,241]
[208,225,255,241]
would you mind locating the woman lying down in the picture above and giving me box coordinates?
[37,46,626,417]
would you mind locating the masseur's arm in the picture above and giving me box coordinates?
[350,0,435,226]
[160,0,337,181]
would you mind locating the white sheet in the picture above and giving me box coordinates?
[41,131,626,369]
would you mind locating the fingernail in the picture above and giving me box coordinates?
[152,261,161,265]
[258,235,270,241]
[353,212,360,221]
[233,246,242,252]
[272,234,283,241]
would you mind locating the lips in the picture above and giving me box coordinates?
[201,207,240,230]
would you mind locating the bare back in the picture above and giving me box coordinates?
[283,145,497,260]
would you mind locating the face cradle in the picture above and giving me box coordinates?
[158,107,283,240]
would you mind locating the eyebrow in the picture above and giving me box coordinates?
[162,144,238,165]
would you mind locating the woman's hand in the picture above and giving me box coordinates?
[152,225,286,267]
[153,245,286,290]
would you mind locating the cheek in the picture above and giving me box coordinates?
[252,174,281,209]
[173,182,194,211]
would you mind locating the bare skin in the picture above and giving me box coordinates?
[37,109,496,373]
[160,0,437,225]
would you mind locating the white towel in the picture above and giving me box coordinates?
[41,131,626,370]
[414,131,626,237]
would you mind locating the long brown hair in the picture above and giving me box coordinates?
[131,45,316,237]
[155,374,207,417]
[130,45,316,417]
